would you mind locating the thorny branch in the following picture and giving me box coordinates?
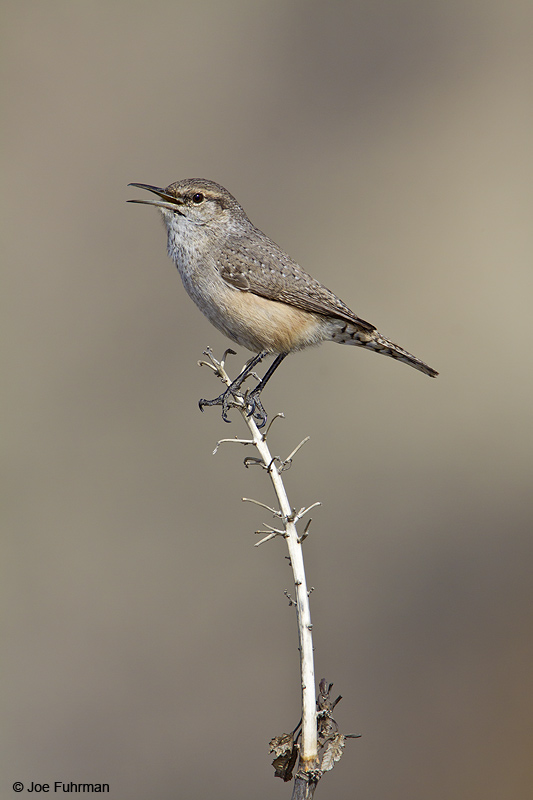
[199,349,357,798]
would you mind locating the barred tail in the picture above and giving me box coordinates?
[331,322,438,377]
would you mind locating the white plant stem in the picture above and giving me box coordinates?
[251,435,318,770]
[204,352,319,774]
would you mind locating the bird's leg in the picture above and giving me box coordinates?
[199,350,268,423]
[245,353,288,428]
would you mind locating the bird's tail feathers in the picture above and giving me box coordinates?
[331,322,438,377]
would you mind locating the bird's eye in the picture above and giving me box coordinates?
[192,193,205,204]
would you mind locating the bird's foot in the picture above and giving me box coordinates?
[244,388,268,429]
[199,350,272,426]
[198,385,269,428]
[198,386,244,424]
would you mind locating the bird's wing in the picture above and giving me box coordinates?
[219,232,376,332]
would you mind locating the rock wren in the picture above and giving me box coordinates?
[129,178,437,426]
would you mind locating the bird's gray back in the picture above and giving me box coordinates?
[217,226,375,333]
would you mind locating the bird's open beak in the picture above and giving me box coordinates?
[127,183,184,212]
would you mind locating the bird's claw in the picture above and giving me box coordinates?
[198,387,242,423]
[198,386,269,428]
[245,389,268,429]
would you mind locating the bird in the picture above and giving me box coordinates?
[128,178,438,427]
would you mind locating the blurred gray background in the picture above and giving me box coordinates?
[3,2,532,798]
